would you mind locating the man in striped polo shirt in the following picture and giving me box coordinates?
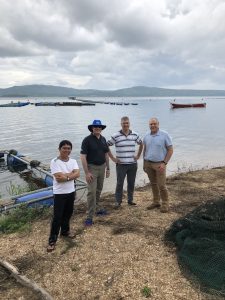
[108,116,143,207]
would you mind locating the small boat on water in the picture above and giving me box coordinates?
[170,102,206,109]
[0,101,30,107]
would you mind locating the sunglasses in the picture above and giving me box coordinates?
[93,126,102,129]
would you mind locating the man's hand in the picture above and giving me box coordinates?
[134,154,140,161]
[158,163,166,173]
[85,172,93,184]
[114,157,121,163]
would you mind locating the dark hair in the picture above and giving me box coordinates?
[58,140,72,149]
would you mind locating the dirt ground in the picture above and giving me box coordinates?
[0,167,225,300]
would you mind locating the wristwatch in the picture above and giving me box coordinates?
[163,161,167,165]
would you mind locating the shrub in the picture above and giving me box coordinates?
[0,205,50,234]
[141,286,152,298]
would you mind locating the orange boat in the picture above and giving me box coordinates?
[170,102,206,109]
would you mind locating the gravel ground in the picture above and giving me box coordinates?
[1,167,225,300]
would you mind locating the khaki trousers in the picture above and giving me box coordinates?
[87,164,105,219]
[144,160,169,206]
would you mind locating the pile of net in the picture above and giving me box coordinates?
[165,197,225,295]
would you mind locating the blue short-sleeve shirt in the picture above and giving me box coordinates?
[143,129,172,162]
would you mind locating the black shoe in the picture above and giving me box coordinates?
[114,203,121,209]
[96,209,108,216]
[128,202,137,206]
[61,232,76,239]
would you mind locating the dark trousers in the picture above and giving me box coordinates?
[48,191,75,244]
[115,163,137,204]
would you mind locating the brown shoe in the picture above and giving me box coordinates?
[147,203,161,210]
[160,206,169,213]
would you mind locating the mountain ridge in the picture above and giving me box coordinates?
[1,84,225,97]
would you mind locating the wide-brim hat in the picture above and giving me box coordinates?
[88,119,106,132]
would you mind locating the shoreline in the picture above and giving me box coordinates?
[0,166,225,299]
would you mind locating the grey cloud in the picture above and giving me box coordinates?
[1,0,225,89]
[55,0,110,27]
[0,0,104,54]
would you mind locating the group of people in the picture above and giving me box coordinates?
[47,116,173,252]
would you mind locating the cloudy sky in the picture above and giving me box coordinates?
[0,0,225,90]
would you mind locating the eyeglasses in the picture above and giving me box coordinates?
[93,126,102,129]
[122,122,129,125]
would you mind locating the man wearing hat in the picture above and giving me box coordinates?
[80,120,110,226]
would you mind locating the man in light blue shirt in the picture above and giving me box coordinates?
[143,117,173,212]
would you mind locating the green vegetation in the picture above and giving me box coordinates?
[0,205,50,234]
[0,182,51,234]
[6,182,36,196]
[141,286,152,298]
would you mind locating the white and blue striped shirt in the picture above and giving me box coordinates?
[107,130,142,164]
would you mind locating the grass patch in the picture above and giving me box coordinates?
[141,285,152,298]
[6,181,37,196]
[0,204,50,234]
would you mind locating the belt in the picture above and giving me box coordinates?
[145,160,162,163]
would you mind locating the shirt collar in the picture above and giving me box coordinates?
[150,129,160,136]
[91,133,102,139]
[120,129,132,136]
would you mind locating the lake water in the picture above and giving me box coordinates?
[0,96,224,198]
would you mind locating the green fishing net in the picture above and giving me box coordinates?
[165,197,225,296]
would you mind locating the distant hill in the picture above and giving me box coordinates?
[1,84,225,97]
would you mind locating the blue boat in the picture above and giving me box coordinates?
[14,188,54,207]
[0,150,87,212]
[0,187,54,213]
[0,101,30,107]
